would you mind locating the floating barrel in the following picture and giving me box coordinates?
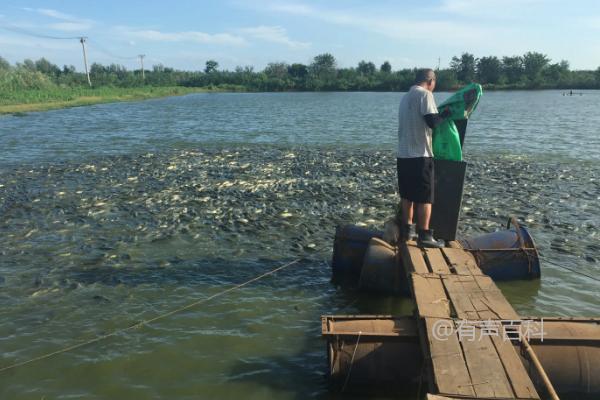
[460,217,541,280]
[331,225,383,284]
[322,316,600,396]
[322,315,422,391]
[521,318,600,396]
[359,237,408,295]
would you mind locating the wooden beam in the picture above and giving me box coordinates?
[489,334,540,399]
[425,318,476,397]
[443,275,519,321]
[412,273,451,318]
[459,326,515,398]
[443,247,482,275]
[424,247,452,274]
[401,242,429,274]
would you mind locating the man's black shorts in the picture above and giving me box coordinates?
[397,157,435,204]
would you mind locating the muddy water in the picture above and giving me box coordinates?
[0,91,598,399]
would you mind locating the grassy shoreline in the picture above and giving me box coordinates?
[0,86,218,114]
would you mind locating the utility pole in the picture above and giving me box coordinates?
[138,54,145,81]
[437,57,441,71]
[79,37,92,87]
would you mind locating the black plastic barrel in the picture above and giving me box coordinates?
[331,225,383,284]
[460,217,541,280]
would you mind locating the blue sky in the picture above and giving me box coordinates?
[1,0,599,72]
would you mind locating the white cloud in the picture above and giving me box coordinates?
[23,7,94,31]
[269,3,314,15]
[48,22,91,32]
[437,0,546,17]
[266,2,484,42]
[35,8,79,20]
[239,25,310,48]
[117,27,247,46]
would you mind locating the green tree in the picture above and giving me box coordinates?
[543,60,570,84]
[204,60,219,74]
[287,63,308,89]
[436,69,459,91]
[309,53,337,89]
[501,56,524,84]
[288,63,308,79]
[34,57,61,77]
[523,51,550,82]
[264,62,289,79]
[596,66,600,85]
[450,52,477,83]
[19,59,36,71]
[380,61,392,73]
[476,56,502,84]
[357,60,376,76]
[0,56,10,71]
[62,65,76,74]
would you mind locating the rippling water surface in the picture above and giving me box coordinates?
[0,91,598,399]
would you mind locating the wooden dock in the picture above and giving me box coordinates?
[400,240,547,399]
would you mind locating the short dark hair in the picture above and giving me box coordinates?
[415,68,435,84]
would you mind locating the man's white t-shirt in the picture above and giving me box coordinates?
[397,85,438,158]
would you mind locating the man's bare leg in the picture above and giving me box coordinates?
[415,202,443,248]
[400,198,417,241]
[416,203,431,230]
[401,198,414,225]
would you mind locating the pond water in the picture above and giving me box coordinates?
[0,91,598,399]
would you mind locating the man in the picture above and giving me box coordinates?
[397,68,449,248]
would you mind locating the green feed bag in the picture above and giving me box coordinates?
[433,83,483,161]
[433,119,462,161]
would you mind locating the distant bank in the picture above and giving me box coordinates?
[0,86,223,114]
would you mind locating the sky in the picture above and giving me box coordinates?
[1,0,599,72]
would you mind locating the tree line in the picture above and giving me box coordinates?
[2,51,600,92]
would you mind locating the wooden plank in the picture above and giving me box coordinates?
[443,275,519,321]
[326,316,418,336]
[459,323,515,398]
[474,276,520,321]
[489,333,540,399]
[447,240,463,249]
[424,247,452,274]
[412,273,451,318]
[426,394,473,400]
[321,316,328,335]
[417,318,437,394]
[442,247,482,275]
[424,318,475,397]
[442,275,479,320]
[400,241,429,274]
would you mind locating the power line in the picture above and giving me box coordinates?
[86,38,138,61]
[0,24,82,40]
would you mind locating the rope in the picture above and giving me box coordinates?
[341,330,361,393]
[542,257,600,282]
[0,255,313,373]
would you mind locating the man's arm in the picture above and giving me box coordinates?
[424,107,451,129]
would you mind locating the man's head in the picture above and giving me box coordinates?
[415,68,436,92]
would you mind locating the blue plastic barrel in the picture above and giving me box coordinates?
[331,225,383,283]
[459,217,540,280]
